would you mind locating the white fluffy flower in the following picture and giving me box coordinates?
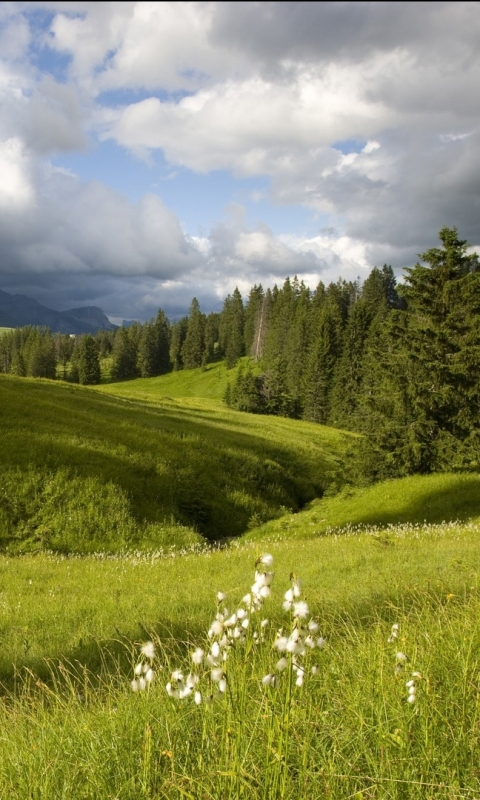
[145,668,154,684]
[141,641,155,660]
[293,601,309,618]
[262,673,276,686]
[192,647,204,665]
[259,554,273,567]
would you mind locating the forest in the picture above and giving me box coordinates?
[1,226,479,481]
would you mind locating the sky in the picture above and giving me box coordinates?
[0,1,479,322]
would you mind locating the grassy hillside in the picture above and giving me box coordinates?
[96,357,257,400]
[0,372,351,552]
[244,472,480,541]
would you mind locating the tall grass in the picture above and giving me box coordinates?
[0,527,478,798]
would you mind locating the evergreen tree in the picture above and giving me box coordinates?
[77,335,101,385]
[26,329,57,379]
[203,312,220,365]
[303,300,343,424]
[329,299,374,427]
[111,327,138,380]
[170,317,188,371]
[154,309,171,375]
[182,298,205,369]
[360,227,480,475]
[137,323,158,378]
[285,282,311,410]
[220,288,245,368]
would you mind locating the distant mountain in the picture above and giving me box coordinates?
[63,306,117,331]
[0,289,117,334]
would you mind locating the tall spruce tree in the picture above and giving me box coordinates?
[220,288,245,368]
[303,300,343,424]
[111,327,138,380]
[170,317,188,371]
[182,298,205,369]
[154,309,171,375]
[77,335,101,385]
[360,227,480,476]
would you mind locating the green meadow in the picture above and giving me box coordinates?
[0,366,479,798]
[0,367,349,552]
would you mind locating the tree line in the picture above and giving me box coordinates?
[1,227,479,479]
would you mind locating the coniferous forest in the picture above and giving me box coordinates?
[2,226,479,481]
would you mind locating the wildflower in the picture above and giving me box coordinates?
[145,668,154,684]
[274,635,288,652]
[194,691,202,705]
[217,592,227,602]
[258,553,274,567]
[209,619,224,637]
[211,667,223,682]
[316,637,326,649]
[293,601,309,619]
[311,665,319,675]
[388,623,400,643]
[396,652,408,662]
[276,657,288,672]
[192,647,204,665]
[141,641,155,660]
[262,673,276,686]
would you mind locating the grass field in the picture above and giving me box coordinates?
[0,514,478,798]
[1,366,479,797]
[0,371,351,551]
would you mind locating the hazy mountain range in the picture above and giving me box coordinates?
[0,289,117,334]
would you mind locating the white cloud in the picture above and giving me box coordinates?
[2,1,480,319]
[0,138,34,208]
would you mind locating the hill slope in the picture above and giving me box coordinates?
[0,373,352,552]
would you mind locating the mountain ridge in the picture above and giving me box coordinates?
[0,289,117,334]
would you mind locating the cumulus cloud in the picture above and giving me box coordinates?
[1,1,480,319]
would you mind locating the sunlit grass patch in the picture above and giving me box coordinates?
[0,535,478,798]
[244,472,480,542]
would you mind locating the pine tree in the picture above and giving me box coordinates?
[182,298,205,369]
[153,309,171,375]
[137,324,158,378]
[203,312,220,365]
[220,288,245,368]
[360,227,480,476]
[170,317,188,371]
[329,299,374,427]
[77,335,101,385]
[111,327,138,380]
[303,300,343,423]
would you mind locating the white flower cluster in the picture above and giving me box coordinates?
[388,623,423,704]
[165,553,275,705]
[265,576,325,688]
[131,641,155,691]
[406,672,422,704]
[388,622,399,643]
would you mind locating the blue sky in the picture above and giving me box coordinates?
[0,2,479,320]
